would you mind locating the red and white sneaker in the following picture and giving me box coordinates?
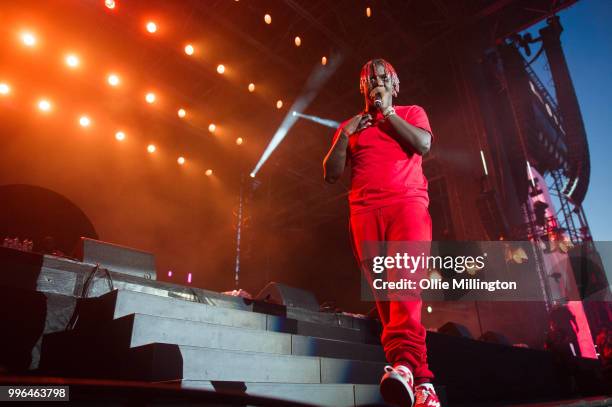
[414,383,440,407]
[380,364,415,406]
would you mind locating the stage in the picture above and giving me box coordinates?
[1,246,608,406]
[1,0,611,405]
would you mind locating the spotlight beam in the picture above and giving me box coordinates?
[250,53,343,177]
[292,112,339,129]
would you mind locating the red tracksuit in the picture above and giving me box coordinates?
[333,105,434,383]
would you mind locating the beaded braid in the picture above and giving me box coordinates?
[359,59,400,97]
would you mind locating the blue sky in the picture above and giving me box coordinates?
[524,0,612,241]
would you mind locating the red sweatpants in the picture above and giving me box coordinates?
[349,201,434,383]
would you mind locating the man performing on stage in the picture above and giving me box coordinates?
[323,59,439,407]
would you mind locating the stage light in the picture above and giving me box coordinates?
[466,263,478,276]
[205,169,213,176]
[79,116,91,127]
[147,144,156,153]
[480,150,488,176]
[177,108,186,118]
[65,54,79,68]
[184,44,194,55]
[208,123,216,133]
[105,0,115,9]
[428,269,442,280]
[294,112,342,129]
[251,58,342,178]
[504,245,528,264]
[217,64,225,74]
[177,156,185,165]
[107,73,120,86]
[321,56,327,65]
[145,92,156,104]
[167,270,172,277]
[294,36,301,47]
[21,32,36,47]
[187,272,192,283]
[527,160,536,187]
[248,83,255,92]
[38,99,51,112]
[366,7,372,17]
[264,14,272,24]
[236,137,243,145]
[427,306,433,313]
[249,172,255,178]
[115,131,125,141]
[0,83,10,95]
[146,21,157,33]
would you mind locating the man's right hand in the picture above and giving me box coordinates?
[342,113,372,136]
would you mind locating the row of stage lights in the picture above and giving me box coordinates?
[1,78,244,137]
[3,1,377,177]
[0,30,262,174]
[0,82,220,174]
[101,0,377,69]
[14,29,281,114]
[0,87,218,174]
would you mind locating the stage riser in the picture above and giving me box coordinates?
[179,382,384,406]
[40,322,603,404]
[42,341,385,384]
[76,290,378,344]
[78,290,267,331]
[31,253,379,332]
[425,333,602,403]
[47,313,386,362]
[292,336,384,362]
[39,288,604,403]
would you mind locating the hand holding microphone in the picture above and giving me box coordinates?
[369,86,389,111]
[374,93,383,108]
